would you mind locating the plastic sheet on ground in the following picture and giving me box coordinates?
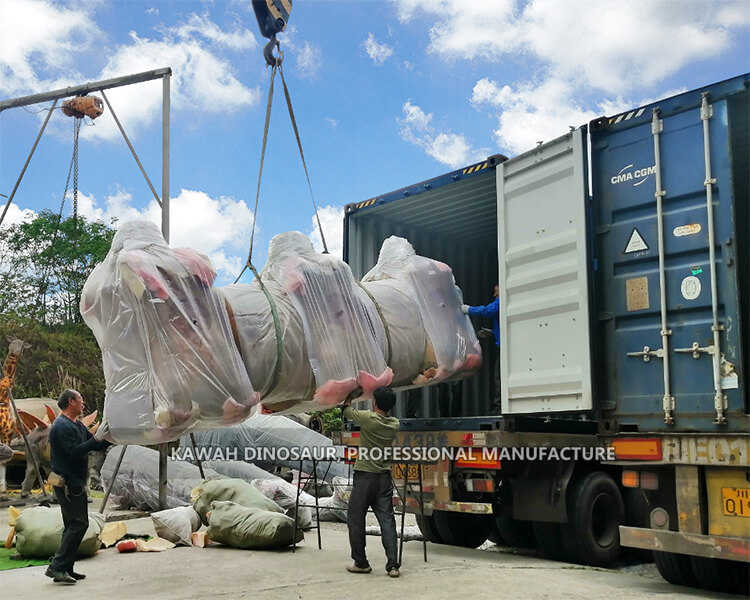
[262,232,392,406]
[81,221,258,445]
[184,414,349,482]
[14,506,104,558]
[363,236,482,384]
[101,445,223,511]
[206,500,303,549]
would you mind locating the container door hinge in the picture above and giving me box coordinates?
[663,395,675,425]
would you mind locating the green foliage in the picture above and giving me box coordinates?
[0,314,106,416]
[0,212,113,414]
[313,407,343,435]
[0,211,115,325]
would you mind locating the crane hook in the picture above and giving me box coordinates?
[263,35,284,68]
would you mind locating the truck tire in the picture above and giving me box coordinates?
[415,514,444,544]
[432,510,490,548]
[532,521,567,560]
[689,557,750,595]
[653,552,698,587]
[560,471,624,566]
[491,513,535,548]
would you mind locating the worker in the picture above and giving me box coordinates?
[45,389,109,585]
[462,284,500,412]
[343,387,401,578]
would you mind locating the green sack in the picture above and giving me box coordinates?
[192,478,282,524]
[206,500,303,549]
[14,506,104,559]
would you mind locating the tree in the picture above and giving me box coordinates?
[0,211,115,325]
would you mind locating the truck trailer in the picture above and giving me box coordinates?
[339,73,749,594]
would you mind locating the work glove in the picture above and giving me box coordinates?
[461,304,470,314]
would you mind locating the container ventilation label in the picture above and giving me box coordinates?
[624,228,649,253]
[680,276,701,300]
[626,277,649,311]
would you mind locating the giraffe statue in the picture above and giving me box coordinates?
[0,338,31,493]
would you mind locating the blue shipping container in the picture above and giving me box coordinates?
[592,74,749,432]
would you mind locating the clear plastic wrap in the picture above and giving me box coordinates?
[81,221,258,444]
[184,414,349,482]
[363,236,482,383]
[202,460,279,482]
[100,444,223,511]
[262,232,392,406]
[218,280,316,413]
[250,477,315,529]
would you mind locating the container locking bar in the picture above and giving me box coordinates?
[627,346,665,362]
[700,93,727,424]
[650,108,675,425]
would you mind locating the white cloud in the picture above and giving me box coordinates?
[81,29,259,142]
[145,7,159,16]
[77,187,253,278]
[326,117,338,128]
[296,41,322,78]
[471,76,688,155]
[171,13,257,51]
[394,0,750,93]
[398,101,485,168]
[362,33,393,65]
[0,0,98,95]
[308,205,344,258]
[0,202,37,229]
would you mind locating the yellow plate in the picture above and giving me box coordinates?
[392,464,421,481]
[721,487,750,518]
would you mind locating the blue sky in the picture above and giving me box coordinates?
[1,0,748,285]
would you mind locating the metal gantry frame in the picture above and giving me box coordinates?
[0,67,174,509]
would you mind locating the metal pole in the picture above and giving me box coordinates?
[313,457,321,550]
[0,68,171,112]
[157,72,170,510]
[100,445,127,513]
[7,391,50,501]
[418,464,427,562]
[161,72,170,242]
[100,90,161,207]
[0,100,58,228]
[398,465,408,565]
[190,433,205,479]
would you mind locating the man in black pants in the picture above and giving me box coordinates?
[45,389,109,585]
[343,388,400,577]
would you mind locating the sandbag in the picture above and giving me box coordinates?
[191,478,282,525]
[101,445,223,511]
[14,506,104,558]
[206,500,303,549]
[363,236,482,383]
[81,221,258,445]
[261,232,392,406]
[251,478,315,530]
[317,476,352,522]
[151,506,201,546]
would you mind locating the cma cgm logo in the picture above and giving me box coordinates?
[610,164,656,186]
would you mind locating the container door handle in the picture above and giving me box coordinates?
[626,346,665,362]
[674,342,715,359]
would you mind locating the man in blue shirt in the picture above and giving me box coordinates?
[462,284,500,412]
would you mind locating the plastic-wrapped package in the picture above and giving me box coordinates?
[81,221,258,444]
[184,414,349,482]
[101,445,223,511]
[202,460,279,482]
[363,236,482,383]
[191,478,283,524]
[316,476,352,522]
[15,506,104,558]
[218,280,316,413]
[262,232,392,406]
[151,506,201,546]
[250,478,315,530]
[206,500,303,549]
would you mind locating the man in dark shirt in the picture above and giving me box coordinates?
[343,388,400,578]
[45,389,109,585]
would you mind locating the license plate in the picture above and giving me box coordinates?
[392,464,421,481]
[721,487,750,518]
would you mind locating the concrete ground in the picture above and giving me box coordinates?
[0,509,732,600]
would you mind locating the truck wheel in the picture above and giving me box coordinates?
[492,513,535,548]
[415,514,444,544]
[690,557,750,595]
[653,552,698,587]
[532,522,567,560]
[433,510,490,548]
[561,471,624,566]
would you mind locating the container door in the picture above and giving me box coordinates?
[497,129,592,414]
